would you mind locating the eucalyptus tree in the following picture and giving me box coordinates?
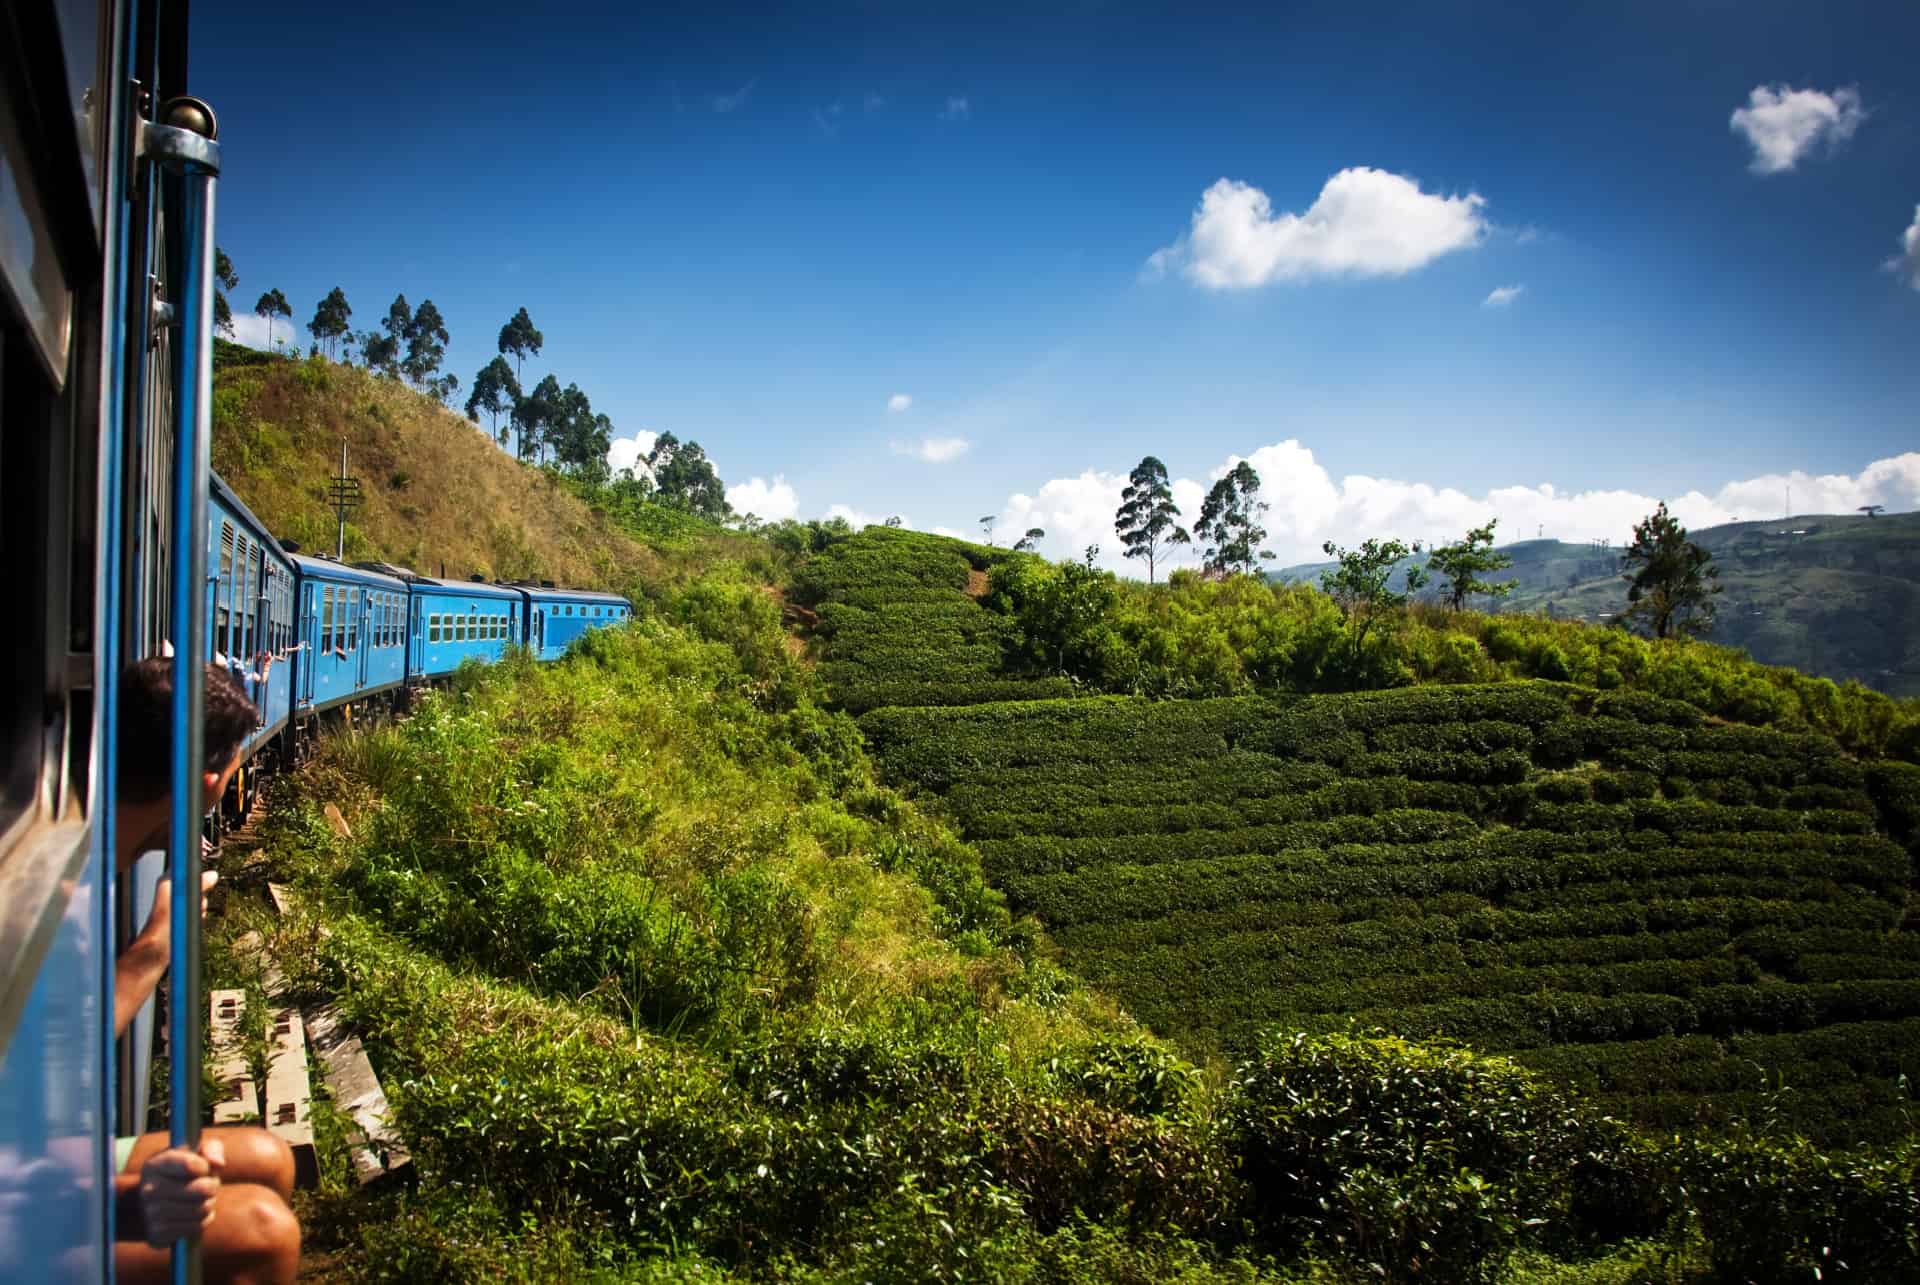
[1115,455,1190,582]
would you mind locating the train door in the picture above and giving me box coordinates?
[357,589,371,689]
[301,583,320,704]
[534,607,545,654]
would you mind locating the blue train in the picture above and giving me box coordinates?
[210,474,630,779]
[0,7,630,1276]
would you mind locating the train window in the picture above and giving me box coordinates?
[349,596,359,651]
[321,586,333,652]
[468,612,478,640]
[428,614,440,644]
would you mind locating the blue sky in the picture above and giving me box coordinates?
[196,0,1920,567]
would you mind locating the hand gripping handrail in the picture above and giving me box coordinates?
[140,95,220,1285]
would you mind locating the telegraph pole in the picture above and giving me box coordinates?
[328,440,363,558]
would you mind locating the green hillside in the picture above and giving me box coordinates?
[209,342,763,599]
[804,526,1920,1145]
[1275,512,1920,697]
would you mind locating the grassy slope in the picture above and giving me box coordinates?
[1276,513,1920,697]
[210,343,763,599]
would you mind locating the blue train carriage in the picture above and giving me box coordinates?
[407,576,525,679]
[289,556,410,717]
[208,474,296,778]
[513,581,634,661]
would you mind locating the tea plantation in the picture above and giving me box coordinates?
[815,530,1920,1146]
[792,525,1079,713]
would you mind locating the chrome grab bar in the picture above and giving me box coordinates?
[141,94,220,1285]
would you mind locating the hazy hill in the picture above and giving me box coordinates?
[209,342,759,598]
[1273,511,1920,696]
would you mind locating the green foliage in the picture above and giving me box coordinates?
[1428,519,1516,610]
[252,286,292,351]
[1195,461,1271,576]
[306,285,352,359]
[213,244,237,335]
[645,431,731,521]
[990,554,1124,683]
[401,297,451,390]
[464,354,521,441]
[1620,502,1722,640]
[496,305,544,387]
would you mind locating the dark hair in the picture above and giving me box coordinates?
[117,658,258,804]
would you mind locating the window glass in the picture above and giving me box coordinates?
[429,614,440,644]
[349,594,359,651]
[322,587,334,651]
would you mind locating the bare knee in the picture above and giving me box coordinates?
[204,1184,300,1285]
[206,1126,295,1200]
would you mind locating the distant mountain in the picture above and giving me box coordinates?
[1272,511,1920,697]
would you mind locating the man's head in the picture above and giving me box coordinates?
[116,659,257,867]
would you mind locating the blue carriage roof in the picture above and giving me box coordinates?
[288,554,410,590]
[508,582,632,606]
[409,576,524,602]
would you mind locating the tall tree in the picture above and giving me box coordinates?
[253,288,291,351]
[1114,455,1191,583]
[307,287,352,358]
[1619,502,1721,640]
[402,298,450,388]
[1427,518,1515,610]
[213,246,238,336]
[549,382,613,479]
[647,432,730,520]
[465,356,522,445]
[362,295,410,378]
[497,307,544,386]
[1193,462,1271,576]
[429,372,461,406]
[1012,527,1045,552]
[1320,537,1428,658]
[979,516,997,545]
[515,374,562,462]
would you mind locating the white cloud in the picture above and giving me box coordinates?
[726,474,799,522]
[709,80,755,113]
[983,443,1920,574]
[825,503,909,530]
[1150,169,1488,289]
[1886,205,1920,290]
[887,393,913,413]
[891,436,971,463]
[939,96,970,121]
[606,430,660,480]
[1483,284,1525,308]
[1730,84,1866,174]
[225,311,299,353]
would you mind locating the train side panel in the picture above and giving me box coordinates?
[523,588,632,662]
[407,580,523,679]
[290,558,408,714]
[207,479,295,754]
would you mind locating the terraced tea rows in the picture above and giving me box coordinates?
[860,683,1920,1144]
[792,526,1076,713]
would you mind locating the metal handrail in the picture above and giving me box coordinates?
[142,95,220,1285]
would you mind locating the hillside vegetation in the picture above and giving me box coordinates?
[1275,512,1920,697]
[800,527,1920,1145]
[210,342,762,599]
[233,597,1918,1283]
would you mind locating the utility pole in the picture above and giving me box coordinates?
[327,440,363,558]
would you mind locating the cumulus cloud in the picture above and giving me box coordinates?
[1887,205,1920,290]
[892,436,970,463]
[886,393,912,413]
[1730,84,1866,174]
[1149,169,1488,289]
[985,443,1920,574]
[825,503,910,530]
[939,96,970,121]
[1483,284,1525,307]
[606,430,660,480]
[726,475,799,522]
[709,80,756,113]
[225,312,299,353]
